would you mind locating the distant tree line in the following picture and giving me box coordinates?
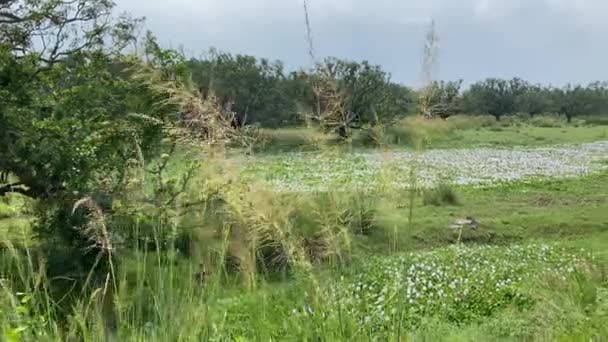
[186,53,415,129]
[186,52,608,127]
[461,78,608,122]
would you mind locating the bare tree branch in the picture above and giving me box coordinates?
[0,182,37,198]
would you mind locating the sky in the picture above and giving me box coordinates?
[115,0,608,87]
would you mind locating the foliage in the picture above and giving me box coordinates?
[515,84,554,117]
[0,1,177,200]
[422,183,459,206]
[187,52,298,127]
[189,54,414,133]
[462,78,527,120]
[418,80,463,119]
[461,78,608,121]
[552,85,593,123]
[0,0,207,276]
[2,1,608,341]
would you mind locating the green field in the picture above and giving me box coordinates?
[255,116,608,153]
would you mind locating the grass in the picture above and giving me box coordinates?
[0,195,33,246]
[429,125,608,149]
[2,236,605,340]
[254,115,608,153]
[1,121,608,340]
[372,171,608,253]
[422,183,459,206]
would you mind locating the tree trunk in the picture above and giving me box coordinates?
[242,106,249,127]
[338,125,348,139]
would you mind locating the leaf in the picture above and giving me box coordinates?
[3,326,27,342]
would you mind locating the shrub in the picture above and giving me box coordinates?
[356,125,387,148]
[582,116,608,126]
[385,117,454,147]
[529,115,565,128]
[423,183,459,206]
[0,201,16,220]
[343,193,378,236]
[255,128,329,153]
[384,124,416,146]
[446,115,496,130]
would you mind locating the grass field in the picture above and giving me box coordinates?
[1,118,608,341]
[256,116,608,153]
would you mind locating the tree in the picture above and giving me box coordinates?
[514,84,554,117]
[586,81,608,117]
[1,0,142,67]
[187,51,298,128]
[552,85,591,123]
[418,80,463,119]
[0,1,179,251]
[462,78,522,120]
[302,58,412,137]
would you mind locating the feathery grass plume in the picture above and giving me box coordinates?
[419,19,440,118]
[72,195,119,333]
[421,19,439,88]
[303,0,316,63]
[72,197,112,255]
[130,61,239,151]
[302,0,321,128]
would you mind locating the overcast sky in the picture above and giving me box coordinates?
[115,0,608,87]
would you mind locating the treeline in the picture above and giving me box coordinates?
[185,52,608,127]
[187,53,414,127]
[461,79,608,122]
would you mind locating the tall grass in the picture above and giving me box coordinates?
[2,228,607,340]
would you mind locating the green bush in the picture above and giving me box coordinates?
[384,124,416,146]
[423,183,459,206]
[529,115,565,128]
[582,115,608,126]
[0,201,16,220]
[254,128,329,153]
[356,125,387,148]
[446,115,497,130]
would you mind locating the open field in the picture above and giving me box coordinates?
[255,116,608,153]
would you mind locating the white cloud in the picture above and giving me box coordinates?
[547,0,608,30]
[472,0,527,19]
[114,0,608,85]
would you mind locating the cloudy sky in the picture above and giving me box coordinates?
[115,0,608,87]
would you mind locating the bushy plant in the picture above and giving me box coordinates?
[422,183,459,206]
[357,125,387,148]
[529,115,565,128]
